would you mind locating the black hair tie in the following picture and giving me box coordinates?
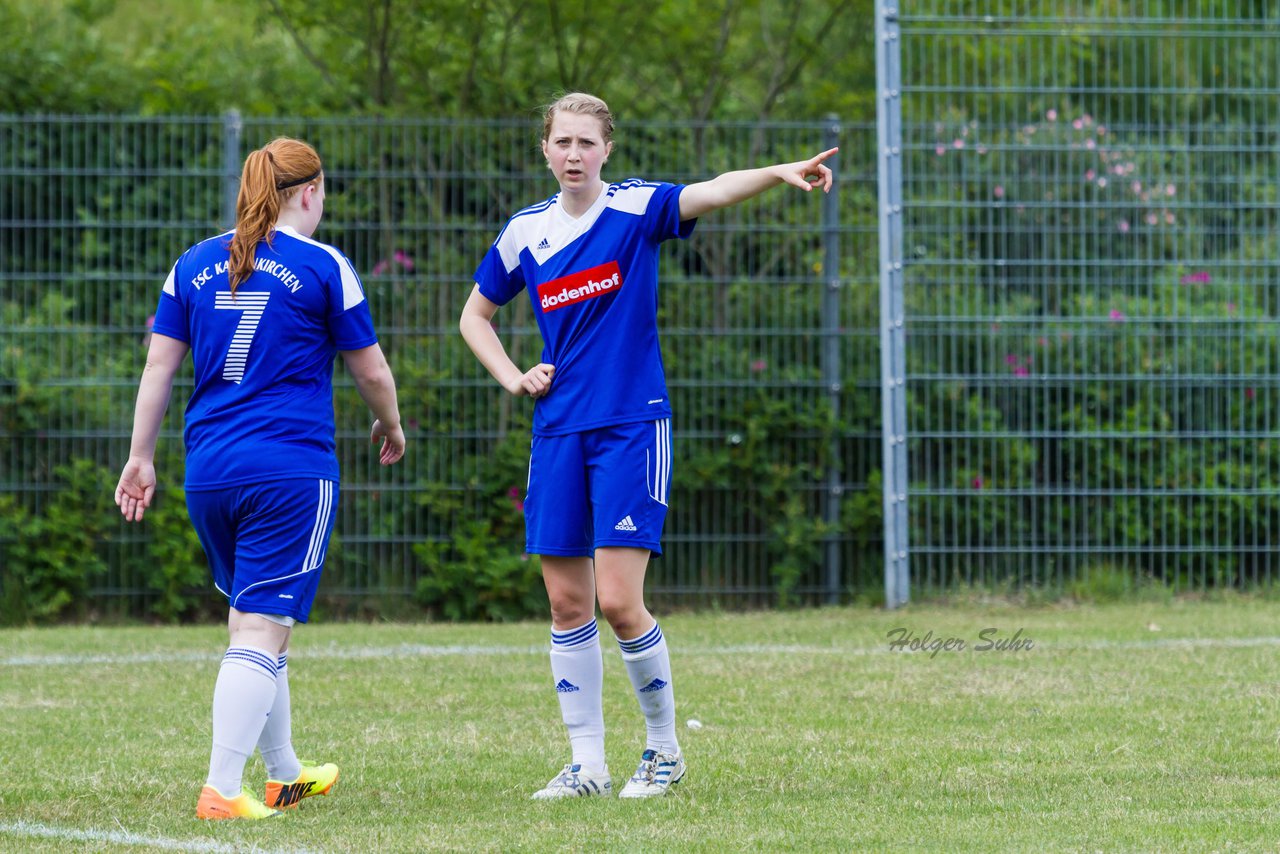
[276,168,321,190]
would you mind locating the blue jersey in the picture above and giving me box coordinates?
[474,180,695,436]
[152,225,377,489]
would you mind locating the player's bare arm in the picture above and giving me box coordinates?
[340,343,406,465]
[678,147,838,221]
[115,333,189,522]
[459,284,555,398]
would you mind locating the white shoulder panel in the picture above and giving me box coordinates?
[605,180,661,217]
[496,202,556,272]
[280,227,365,311]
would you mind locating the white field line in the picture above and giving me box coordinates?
[0,819,314,853]
[5,635,1280,668]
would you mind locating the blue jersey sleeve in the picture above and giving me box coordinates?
[645,183,696,244]
[325,252,378,350]
[474,239,527,307]
[152,257,191,343]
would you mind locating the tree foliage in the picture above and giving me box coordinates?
[0,0,877,120]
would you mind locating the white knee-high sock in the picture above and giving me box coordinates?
[206,646,278,797]
[549,618,606,772]
[257,653,301,782]
[618,622,680,755]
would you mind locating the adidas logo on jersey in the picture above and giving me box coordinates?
[638,678,667,693]
[614,515,637,532]
[537,238,550,249]
[555,679,580,693]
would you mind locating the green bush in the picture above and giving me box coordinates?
[0,459,110,624]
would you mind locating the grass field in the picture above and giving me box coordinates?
[3,598,1280,852]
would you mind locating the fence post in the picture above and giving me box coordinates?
[222,110,242,229]
[876,4,910,608]
[822,117,843,605]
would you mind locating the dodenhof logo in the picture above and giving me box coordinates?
[537,261,623,312]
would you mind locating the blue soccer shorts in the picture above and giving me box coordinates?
[186,478,338,622]
[526,418,671,557]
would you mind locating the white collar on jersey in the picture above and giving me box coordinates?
[556,180,610,223]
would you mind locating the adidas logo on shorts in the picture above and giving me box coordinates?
[537,238,550,249]
[614,515,637,532]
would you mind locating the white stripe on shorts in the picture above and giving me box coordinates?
[648,418,670,506]
[302,480,334,572]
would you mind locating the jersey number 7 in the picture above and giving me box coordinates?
[214,291,272,384]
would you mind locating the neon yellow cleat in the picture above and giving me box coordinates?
[265,761,339,809]
[196,785,281,820]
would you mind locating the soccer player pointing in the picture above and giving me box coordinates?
[116,137,405,819]
[460,92,834,799]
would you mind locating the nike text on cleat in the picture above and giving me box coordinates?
[196,786,282,820]
[530,763,612,799]
[614,515,637,532]
[265,761,339,809]
[618,749,686,798]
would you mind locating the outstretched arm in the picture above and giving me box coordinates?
[678,147,838,221]
[115,333,189,522]
[459,285,555,398]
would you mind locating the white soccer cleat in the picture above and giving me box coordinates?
[530,763,612,799]
[618,749,686,798]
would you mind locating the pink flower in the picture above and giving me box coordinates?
[1165,183,1176,196]
[1073,119,1084,130]
[750,359,767,373]
[1097,125,1107,135]
[1109,309,1126,322]
[1082,114,1093,125]
[1096,177,1108,188]
[1037,336,1048,348]
[1013,366,1030,377]
[1180,272,1211,285]
[394,250,416,271]
[1228,302,1237,315]
[1245,388,1256,401]
[1046,109,1058,121]
[1005,353,1020,366]
[1164,211,1175,225]
[1131,181,1143,194]
[993,185,1004,198]
[1118,220,1131,233]
[508,486,520,498]
[953,138,965,149]
[372,259,389,276]
[972,477,984,489]
[935,145,946,156]
[1085,139,1096,150]
[1146,213,1159,226]
[1085,169,1097,181]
